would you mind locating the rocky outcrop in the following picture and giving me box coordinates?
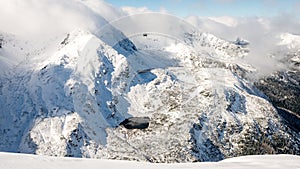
[120,117,150,129]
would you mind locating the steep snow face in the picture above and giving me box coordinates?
[0,29,136,154]
[0,33,24,71]
[18,30,138,155]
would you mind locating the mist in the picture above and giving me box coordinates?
[186,15,300,79]
[0,0,124,39]
[1,0,299,79]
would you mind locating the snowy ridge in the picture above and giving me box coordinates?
[184,32,249,60]
[18,30,136,155]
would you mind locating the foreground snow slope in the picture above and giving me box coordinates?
[0,152,299,169]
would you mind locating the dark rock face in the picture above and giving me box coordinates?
[255,54,300,133]
[255,70,300,116]
[0,38,3,48]
[120,117,150,129]
[66,124,91,157]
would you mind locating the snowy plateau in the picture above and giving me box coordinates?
[0,0,300,167]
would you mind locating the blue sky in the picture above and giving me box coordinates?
[106,0,300,17]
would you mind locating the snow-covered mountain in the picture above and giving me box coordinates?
[0,0,300,163]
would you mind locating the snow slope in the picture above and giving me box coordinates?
[0,152,299,169]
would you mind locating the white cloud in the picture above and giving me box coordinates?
[0,0,123,39]
[121,6,168,16]
[79,0,124,21]
[159,7,169,14]
[207,16,238,27]
[121,6,152,15]
[185,14,300,78]
[1,0,299,79]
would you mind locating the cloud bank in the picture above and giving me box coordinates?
[0,0,124,39]
[186,15,300,78]
[1,0,299,79]
[0,0,83,37]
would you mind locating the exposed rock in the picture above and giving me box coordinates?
[60,33,70,45]
[0,38,3,48]
[234,37,249,46]
[255,70,300,115]
[120,117,150,129]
